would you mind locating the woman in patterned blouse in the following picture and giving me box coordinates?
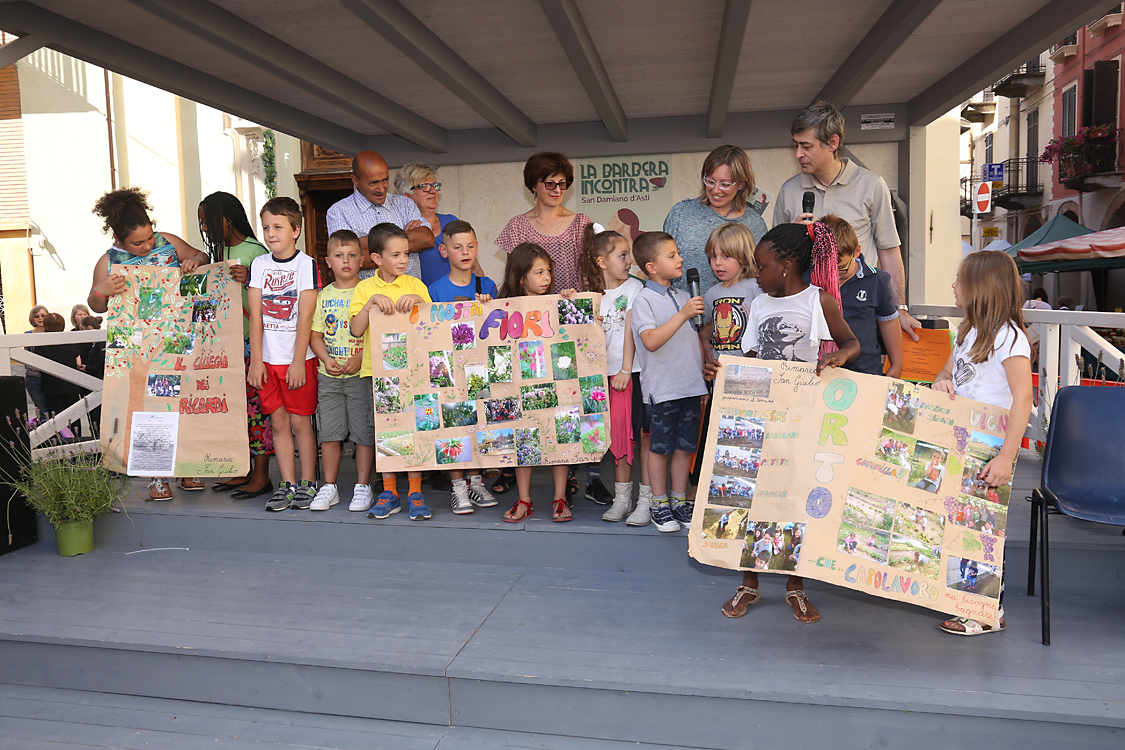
[496,152,591,292]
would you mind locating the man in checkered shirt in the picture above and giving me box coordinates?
[326,151,436,279]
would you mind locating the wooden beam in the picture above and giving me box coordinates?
[125,0,449,152]
[0,33,42,68]
[706,0,752,139]
[339,0,536,148]
[814,0,942,108]
[909,0,1112,126]
[0,2,367,155]
[538,0,628,142]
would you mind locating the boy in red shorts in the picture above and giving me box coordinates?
[248,197,322,511]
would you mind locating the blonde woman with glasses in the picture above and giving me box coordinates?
[395,163,482,285]
[663,145,767,292]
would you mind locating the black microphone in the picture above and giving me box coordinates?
[802,191,816,218]
[686,268,704,327]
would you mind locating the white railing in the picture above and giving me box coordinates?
[0,329,106,460]
[912,305,1125,444]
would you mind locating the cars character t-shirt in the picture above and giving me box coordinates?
[249,250,320,365]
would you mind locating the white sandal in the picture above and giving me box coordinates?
[939,616,1005,635]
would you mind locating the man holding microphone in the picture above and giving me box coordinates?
[773,101,921,341]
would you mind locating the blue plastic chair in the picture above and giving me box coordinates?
[1028,386,1125,645]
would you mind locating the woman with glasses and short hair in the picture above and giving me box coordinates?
[395,163,481,286]
[496,152,590,293]
[663,145,768,292]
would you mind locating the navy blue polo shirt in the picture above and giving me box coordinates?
[839,253,897,375]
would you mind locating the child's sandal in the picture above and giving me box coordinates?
[785,589,820,623]
[503,499,533,523]
[147,478,172,501]
[552,498,572,522]
[721,586,760,618]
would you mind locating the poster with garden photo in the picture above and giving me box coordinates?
[689,355,1015,627]
[369,294,611,472]
[99,261,250,476]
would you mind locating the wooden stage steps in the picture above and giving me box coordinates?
[1,451,1123,749]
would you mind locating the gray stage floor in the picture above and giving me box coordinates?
[1,450,1123,749]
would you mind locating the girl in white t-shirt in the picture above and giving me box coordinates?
[932,251,1033,636]
[724,222,859,625]
[578,224,650,523]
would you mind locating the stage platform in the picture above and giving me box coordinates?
[1,450,1123,749]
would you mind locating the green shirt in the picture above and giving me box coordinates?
[225,238,269,338]
[312,283,365,378]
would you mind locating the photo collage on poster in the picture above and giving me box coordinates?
[371,296,611,471]
[689,355,1016,625]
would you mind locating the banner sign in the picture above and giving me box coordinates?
[100,261,250,477]
[577,155,675,237]
[369,294,611,472]
[689,356,1013,627]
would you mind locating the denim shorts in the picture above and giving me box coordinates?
[647,395,702,456]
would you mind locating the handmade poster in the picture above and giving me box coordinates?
[689,356,1015,627]
[100,261,250,476]
[369,294,610,472]
[885,328,953,383]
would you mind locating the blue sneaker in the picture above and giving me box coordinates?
[650,501,681,533]
[407,492,431,520]
[671,501,694,526]
[368,491,401,519]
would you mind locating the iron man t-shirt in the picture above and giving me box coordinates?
[703,278,763,353]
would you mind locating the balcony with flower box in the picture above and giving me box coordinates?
[1043,126,1122,192]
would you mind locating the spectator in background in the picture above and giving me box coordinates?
[1024,286,1052,310]
[663,144,768,291]
[1056,296,1074,310]
[69,304,91,331]
[38,312,85,438]
[24,305,50,417]
[395,163,484,285]
[77,315,105,434]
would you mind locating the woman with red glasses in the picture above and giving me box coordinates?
[496,152,591,294]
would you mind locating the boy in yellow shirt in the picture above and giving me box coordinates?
[349,222,431,519]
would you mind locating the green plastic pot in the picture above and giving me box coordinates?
[54,521,94,557]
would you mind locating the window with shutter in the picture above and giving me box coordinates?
[1062,86,1077,138]
[1026,108,1039,190]
[1082,68,1096,128]
[985,133,993,165]
[1092,59,1119,127]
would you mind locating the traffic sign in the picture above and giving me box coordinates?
[983,162,1004,182]
[974,181,992,214]
[982,227,1000,237]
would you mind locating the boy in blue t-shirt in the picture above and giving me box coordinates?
[427,220,499,302]
[820,214,903,378]
[426,220,500,514]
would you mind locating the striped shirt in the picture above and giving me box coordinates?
[326,189,425,279]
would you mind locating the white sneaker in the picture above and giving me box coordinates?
[310,483,340,511]
[348,484,374,512]
[467,476,498,507]
[451,481,475,514]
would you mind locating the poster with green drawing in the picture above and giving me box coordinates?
[689,356,1014,628]
[100,262,249,477]
[368,294,610,471]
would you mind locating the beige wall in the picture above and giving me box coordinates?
[909,111,962,307]
[397,143,899,284]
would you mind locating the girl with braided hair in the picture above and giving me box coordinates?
[722,221,859,625]
[197,192,275,498]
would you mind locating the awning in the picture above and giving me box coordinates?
[1007,213,1094,255]
[1016,226,1125,273]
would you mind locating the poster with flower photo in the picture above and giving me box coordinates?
[99,261,249,477]
[369,294,610,471]
[688,356,1015,628]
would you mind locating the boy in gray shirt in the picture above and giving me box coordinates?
[630,232,707,532]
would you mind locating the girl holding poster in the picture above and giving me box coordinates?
[578,224,650,523]
[88,188,211,500]
[723,222,858,624]
[498,243,575,523]
[932,251,1032,636]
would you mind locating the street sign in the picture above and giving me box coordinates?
[983,162,1004,182]
[982,227,1000,237]
[974,181,992,214]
